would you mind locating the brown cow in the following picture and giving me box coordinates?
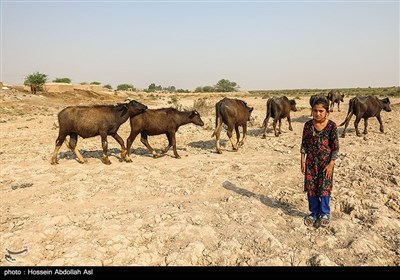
[126,108,204,159]
[339,95,391,138]
[262,96,297,138]
[327,89,345,112]
[212,97,253,154]
[51,100,148,165]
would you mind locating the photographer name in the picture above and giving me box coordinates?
[28,268,93,276]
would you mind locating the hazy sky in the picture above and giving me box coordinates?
[1,0,399,90]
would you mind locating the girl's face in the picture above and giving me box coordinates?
[312,104,328,122]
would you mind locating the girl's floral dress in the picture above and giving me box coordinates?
[301,119,339,197]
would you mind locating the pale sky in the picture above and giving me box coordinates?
[1,0,399,90]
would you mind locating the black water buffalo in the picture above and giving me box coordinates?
[327,90,345,112]
[212,97,253,154]
[339,95,391,138]
[51,100,148,165]
[309,94,328,116]
[262,96,297,137]
[126,108,204,159]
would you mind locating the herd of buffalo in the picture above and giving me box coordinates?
[50,90,392,164]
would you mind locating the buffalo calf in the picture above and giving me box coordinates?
[262,96,297,137]
[51,100,147,165]
[339,95,391,137]
[212,97,253,154]
[126,108,204,159]
[327,90,345,112]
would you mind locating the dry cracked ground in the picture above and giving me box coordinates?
[0,89,399,266]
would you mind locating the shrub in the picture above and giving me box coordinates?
[117,84,135,91]
[53,77,71,83]
[24,72,48,91]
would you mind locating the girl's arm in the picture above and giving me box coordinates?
[301,153,306,175]
[325,122,340,179]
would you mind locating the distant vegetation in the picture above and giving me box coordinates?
[195,79,239,93]
[90,81,101,85]
[52,77,71,83]
[117,84,135,91]
[104,84,112,90]
[214,79,239,92]
[24,72,48,91]
[248,86,400,98]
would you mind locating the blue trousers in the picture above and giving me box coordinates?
[307,194,330,217]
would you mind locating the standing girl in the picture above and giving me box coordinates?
[301,97,339,227]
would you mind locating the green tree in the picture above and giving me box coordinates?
[202,86,214,92]
[104,84,113,90]
[24,72,48,91]
[214,79,239,92]
[90,81,101,85]
[147,83,156,92]
[117,84,135,91]
[164,86,176,92]
[52,77,71,83]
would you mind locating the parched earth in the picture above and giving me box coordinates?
[0,89,399,266]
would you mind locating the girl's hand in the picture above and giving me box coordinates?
[324,162,335,179]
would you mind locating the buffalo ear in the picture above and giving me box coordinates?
[189,111,198,118]
[117,104,128,117]
[249,107,254,113]
[384,97,390,103]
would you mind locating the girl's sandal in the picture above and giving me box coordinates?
[320,214,330,227]
[304,215,317,227]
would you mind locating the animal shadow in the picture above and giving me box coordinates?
[59,148,124,162]
[188,139,216,150]
[247,128,265,137]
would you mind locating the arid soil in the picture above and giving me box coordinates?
[0,89,399,266]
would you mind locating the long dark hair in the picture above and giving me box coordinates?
[312,97,329,112]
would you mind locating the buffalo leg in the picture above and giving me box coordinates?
[235,125,240,146]
[363,118,368,135]
[273,119,279,137]
[140,133,159,158]
[171,133,180,159]
[100,133,111,165]
[214,117,223,154]
[111,133,128,161]
[126,130,140,162]
[338,102,341,112]
[161,132,173,154]
[68,133,86,164]
[51,132,67,165]
[227,125,238,151]
[239,124,248,147]
[330,101,334,112]
[341,113,353,138]
[354,116,362,137]
[262,117,270,138]
[376,114,385,133]
[288,116,293,131]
